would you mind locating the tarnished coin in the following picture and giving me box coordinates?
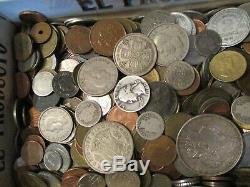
[30,22,52,44]
[41,54,57,70]
[21,140,44,165]
[150,173,172,187]
[176,114,243,176]
[174,156,197,177]
[141,68,160,83]
[118,18,133,33]
[207,8,250,47]
[78,173,105,187]
[132,130,147,153]
[43,150,63,171]
[59,58,80,73]
[209,50,247,82]
[157,163,181,180]
[90,19,126,56]
[63,97,82,111]
[39,107,73,142]
[212,80,241,99]
[20,172,48,187]
[18,51,40,73]
[83,121,133,174]
[14,32,33,62]
[193,19,206,33]
[33,93,60,112]
[114,33,157,76]
[242,42,250,55]
[136,111,164,140]
[77,57,118,96]
[75,100,102,127]
[38,171,61,187]
[148,24,189,67]
[16,72,30,98]
[114,76,150,112]
[238,133,250,168]
[75,125,89,147]
[171,12,196,35]
[32,71,54,96]
[19,10,47,24]
[25,135,45,149]
[105,171,140,187]
[70,141,89,168]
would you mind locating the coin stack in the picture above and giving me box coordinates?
[13,3,250,187]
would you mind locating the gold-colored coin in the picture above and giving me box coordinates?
[142,68,160,83]
[209,51,247,82]
[117,18,133,34]
[75,125,89,146]
[70,141,89,168]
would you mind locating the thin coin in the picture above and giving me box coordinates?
[14,32,33,62]
[150,174,171,187]
[105,171,140,187]
[78,173,105,187]
[202,175,235,182]
[59,58,79,72]
[171,12,196,35]
[141,68,160,83]
[43,150,63,171]
[32,93,60,112]
[173,177,200,186]
[32,70,54,96]
[63,97,82,111]
[193,19,206,33]
[19,10,47,24]
[21,140,44,165]
[30,22,52,43]
[15,72,30,98]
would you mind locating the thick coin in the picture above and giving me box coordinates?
[83,121,133,173]
[193,19,206,33]
[43,150,63,171]
[19,10,47,24]
[207,8,250,47]
[114,33,157,76]
[33,93,60,112]
[148,24,189,66]
[16,72,30,98]
[105,171,140,187]
[150,173,171,187]
[32,70,54,96]
[141,68,160,83]
[59,58,80,73]
[63,97,82,111]
[14,32,33,62]
[171,12,196,35]
[78,173,105,187]
[114,76,150,112]
[174,156,197,177]
[75,100,102,127]
[77,57,118,96]
[21,140,44,165]
[38,171,61,187]
[90,19,126,56]
[136,111,164,140]
[30,22,52,44]
[176,114,243,176]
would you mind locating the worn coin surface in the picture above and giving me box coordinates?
[136,111,164,140]
[77,57,118,96]
[114,33,157,76]
[33,93,60,112]
[171,12,196,35]
[30,22,52,44]
[19,10,47,24]
[238,133,250,168]
[83,121,133,174]
[59,58,79,73]
[148,24,189,67]
[32,71,54,96]
[18,51,40,73]
[41,54,57,70]
[207,8,250,47]
[78,173,105,187]
[38,171,61,187]
[21,140,44,165]
[150,174,172,187]
[177,114,243,176]
[132,131,147,153]
[114,76,150,112]
[14,32,33,62]
[43,150,62,171]
[25,135,45,149]
[212,80,241,99]
[105,171,140,187]
[63,97,82,111]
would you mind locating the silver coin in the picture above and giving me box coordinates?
[83,121,134,174]
[41,54,57,70]
[59,58,79,72]
[140,10,176,34]
[148,24,189,67]
[114,76,150,112]
[113,33,157,76]
[38,107,73,142]
[32,71,54,96]
[231,96,250,125]
[78,173,106,187]
[162,61,195,90]
[207,8,250,47]
[136,111,164,140]
[171,12,196,35]
[173,177,200,187]
[59,125,76,144]
[174,156,197,177]
[105,171,140,187]
[75,100,102,127]
[150,174,171,187]
[85,95,112,116]
[37,171,61,187]
[63,97,82,111]
[77,57,118,96]
[43,150,63,171]
[211,80,241,99]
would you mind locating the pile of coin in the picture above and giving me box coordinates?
[13,3,250,187]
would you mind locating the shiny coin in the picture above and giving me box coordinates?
[207,8,250,47]
[19,10,47,24]
[18,50,40,73]
[83,121,133,173]
[171,12,196,35]
[20,172,47,187]
[41,54,57,70]
[193,19,206,33]
[33,93,60,112]
[174,156,197,177]
[114,76,150,112]
[150,173,171,187]
[21,140,44,165]
[14,32,33,62]
[59,58,79,73]
[63,97,82,111]
[15,72,30,98]
[173,177,200,187]
[114,33,157,76]
[105,171,140,187]
[38,171,61,187]
[177,114,243,176]
[78,173,105,187]
[136,111,164,140]
[30,22,52,44]
[141,68,160,83]
[43,150,63,171]
[77,57,118,96]
[32,70,54,96]
[148,24,189,67]
[39,107,73,142]
[75,100,102,127]
[209,50,247,82]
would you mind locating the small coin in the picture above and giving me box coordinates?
[14,32,33,62]
[141,68,160,83]
[19,10,47,24]
[105,171,140,187]
[18,51,40,73]
[211,80,241,99]
[174,156,197,177]
[21,140,44,165]
[150,173,172,187]
[30,22,52,43]
[114,76,150,112]
[77,57,118,96]
[136,111,164,140]
[171,12,196,35]
[20,172,48,187]
[209,50,247,82]
[15,72,30,98]
[193,19,206,33]
[43,150,63,171]
[59,58,80,73]
[78,173,105,187]
[63,97,82,111]
[41,54,57,70]
[32,70,54,96]
[148,24,189,67]
[37,171,61,187]
[90,19,126,56]
[75,100,102,127]
[33,93,60,112]
[114,33,157,76]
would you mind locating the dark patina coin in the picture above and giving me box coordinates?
[15,72,30,98]
[14,32,33,62]
[32,93,60,112]
[18,51,40,73]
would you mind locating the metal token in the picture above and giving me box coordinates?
[148,24,189,67]
[77,57,118,96]
[78,173,106,187]
[75,100,102,127]
[15,72,30,98]
[174,156,197,177]
[83,121,133,174]
[30,22,52,44]
[37,171,61,187]
[33,93,60,112]
[141,68,160,83]
[21,140,44,165]
[19,10,47,24]
[114,33,157,76]
[105,171,140,187]
[59,58,80,73]
[41,54,57,70]
[14,32,33,62]
[150,174,172,187]
[238,133,250,167]
[136,111,164,140]
[63,97,82,111]
[114,76,150,112]
[171,12,196,35]
[176,114,243,176]
[43,150,63,171]
[32,70,54,96]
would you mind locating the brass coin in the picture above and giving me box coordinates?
[19,10,47,24]
[75,125,89,147]
[14,32,33,62]
[31,22,52,44]
[141,68,160,83]
[209,50,247,82]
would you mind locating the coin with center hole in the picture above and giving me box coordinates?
[31,22,52,43]
[32,71,54,96]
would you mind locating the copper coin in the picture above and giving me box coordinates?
[62,176,80,187]
[28,107,41,128]
[63,168,88,180]
[90,19,126,56]
[193,19,206,33]
[178,68,200,96]
[31,22,52,44]
[106,106,138,132]
[25,135,46,150]
[142,135,177,169]
[157,164,182,180]
[21,127,40,141]
[15,72,30,98]
[21,140,44,165]
[65,26,92,54]
[14,32,33,62]
[19,10,47,24]
[242,42,250,55]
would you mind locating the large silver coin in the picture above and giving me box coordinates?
[113,33,157,76]
[38,107,73,142]
[78,173,106,187]
[136,111,164,140]
[171,12,196,35]
[77,57,118,96]
[83,121,134,174]
[105,171,140,187]
[176,114,243,176]
[32,70,54,96]
[114,76,150,112]
[207,8,250,47]
[148,24,189,67]
[231,96,250,126]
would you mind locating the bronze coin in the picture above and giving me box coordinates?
[14,32,33,62]
[157,164,182,180]
[63,168,88,180]
[106,106,138,132]
[242,42,250,55]
[31,22,52,44]
[15,72,30,98]
[19,10,47,24]
[62,176,80,187]
[90,19,126,56]
[21,127,40,141]
[21,140,44,165]
[28,106,41,128]
[193,19,206,33]
[142,135,176,169]
[25,135,45,150]
[65,26,92,54]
